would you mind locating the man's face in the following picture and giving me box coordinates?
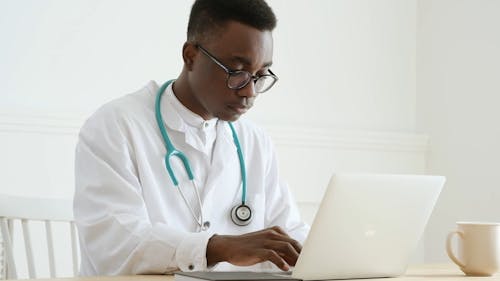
[187,21,274,121]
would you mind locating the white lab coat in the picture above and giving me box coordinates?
[74,81,309,276]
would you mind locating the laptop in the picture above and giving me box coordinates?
[292,173,445,280]
[175,173,445,281]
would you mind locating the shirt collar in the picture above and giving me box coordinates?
[169,87,218,131]
[151,80,230,138]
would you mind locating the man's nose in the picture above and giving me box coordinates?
[236,81,257,98]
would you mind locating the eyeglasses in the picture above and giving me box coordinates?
[196,44,278,94]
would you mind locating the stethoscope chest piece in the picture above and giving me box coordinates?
[231,204,253,226]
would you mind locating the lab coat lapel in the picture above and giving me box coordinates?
[201,121,239,199]
[158,82,204,152]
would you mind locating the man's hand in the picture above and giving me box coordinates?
[206,226,302,271]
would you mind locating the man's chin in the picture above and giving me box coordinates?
[217,112,242,122]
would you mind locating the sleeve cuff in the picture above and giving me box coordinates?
[175,231,213,271]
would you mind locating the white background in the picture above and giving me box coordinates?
[0,0,499,277]
[417,0,500,262]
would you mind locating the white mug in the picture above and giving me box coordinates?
[446,222,500,276]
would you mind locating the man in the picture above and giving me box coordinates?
[74,0,309,276]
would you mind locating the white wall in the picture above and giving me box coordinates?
[417,0,500,262]
[0,0,190,116]
[251,0,417,131]
[1,0,426,277]
[0,0,417,132]
[0,0,420,209]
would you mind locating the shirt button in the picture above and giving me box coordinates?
[188,265,194,270]
[204,122,209,128]
[203,221,210,229]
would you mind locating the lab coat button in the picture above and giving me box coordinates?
[188,265,194,270]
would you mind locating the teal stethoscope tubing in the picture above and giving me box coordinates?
[155,80,248,225]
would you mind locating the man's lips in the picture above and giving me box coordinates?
[227,104,249,114]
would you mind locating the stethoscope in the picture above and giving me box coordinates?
[155,80,253,231]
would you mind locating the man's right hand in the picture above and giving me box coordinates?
[206,226,302,271]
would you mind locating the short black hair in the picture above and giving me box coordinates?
[187,0,277,43]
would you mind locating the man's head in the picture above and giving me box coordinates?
[187,0,276,45]
[176,0,278,121]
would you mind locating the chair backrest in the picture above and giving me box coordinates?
[0,194,78,279]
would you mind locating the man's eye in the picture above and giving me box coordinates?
[229,64,245,71]
[257,69,270,76]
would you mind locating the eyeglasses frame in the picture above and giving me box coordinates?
[196,44,278,93]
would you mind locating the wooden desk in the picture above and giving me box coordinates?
[8,264,500,281]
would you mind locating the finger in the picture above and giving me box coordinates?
[261,249,290,271]
[266,240,300,266]
[289,239,302,254]
[270,225,288,236]
[265,229,303,254]
[244,227,282,237]
[276,237,302,254]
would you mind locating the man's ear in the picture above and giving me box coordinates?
[182,42,197,71]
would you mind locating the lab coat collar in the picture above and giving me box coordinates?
[148,80,241,204]
[148,80,233,147]
[147,80,184,133]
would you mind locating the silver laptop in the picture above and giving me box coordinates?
[291,173,445,280]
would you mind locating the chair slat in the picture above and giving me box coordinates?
[45,221,56,278]
[7,219,14,242]
[70,222,79,276]
[0,217,17,279]
[21,219,36,278]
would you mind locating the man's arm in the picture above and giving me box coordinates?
[204,127,309,271]
[74,108,211,275]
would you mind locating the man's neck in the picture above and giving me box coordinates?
[172,73,212,120]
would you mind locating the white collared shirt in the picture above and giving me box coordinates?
[74,81,309,276]
[168,90,218,160]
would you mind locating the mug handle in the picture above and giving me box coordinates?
[446,231,466,268]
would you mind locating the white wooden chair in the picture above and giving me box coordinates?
[0,194,78,279]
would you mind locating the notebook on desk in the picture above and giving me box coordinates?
[175,174,445,281]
